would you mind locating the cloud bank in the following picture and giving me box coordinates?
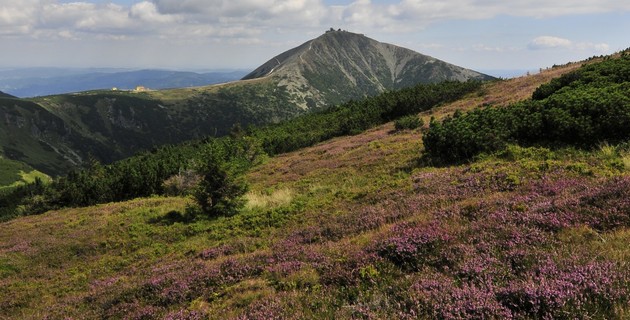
[0,0,626,69]
[529,36,609,52]
[1,0,629,41]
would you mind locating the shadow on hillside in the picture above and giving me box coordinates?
[149,209,196,225]
[396,154,456,174]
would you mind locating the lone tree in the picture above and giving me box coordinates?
[193,141,249,217]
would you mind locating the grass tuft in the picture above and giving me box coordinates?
[599,142,618,160]
[245,188,294,210]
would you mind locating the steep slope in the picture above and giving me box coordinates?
[0,91,15,98]
[244,30,494,108]
[1,55,629,319]
[1,81,295,175]
[0,32,491,176]
[0,157,49,191]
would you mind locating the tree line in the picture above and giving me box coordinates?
[0,80,482,221]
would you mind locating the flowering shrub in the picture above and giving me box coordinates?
[385,167,630,319]
[410,273,512,319]
[235,296,285,320]
[497,258,629,319]
[12,144,630,319]
[163,309,207,320]
[578,177,630,230]
[377,221,452,270]
[219,255,267,283]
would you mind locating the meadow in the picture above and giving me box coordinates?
[1,52,629,319]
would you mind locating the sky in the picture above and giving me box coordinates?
[1,0,629,75]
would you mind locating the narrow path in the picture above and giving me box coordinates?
[266,58,282,76]
[300,41,314,63]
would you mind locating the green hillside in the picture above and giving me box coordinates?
[0,79,299,176]
[0,91,15,98]
[0,157,50,190]
[0,80,481,221]
[424,53,630,163]
[1,52,629,319]
[244,30,494,108]
[0,32,491,177]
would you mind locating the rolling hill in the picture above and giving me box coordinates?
[0,31,491,176]
[1,51,629,319]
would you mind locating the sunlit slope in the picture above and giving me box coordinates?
[1,31,492,176]
[3,53,629,318]
[244,30,494,108]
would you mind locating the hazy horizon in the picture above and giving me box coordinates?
[1,1,628,72]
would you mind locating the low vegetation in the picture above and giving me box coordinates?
[250,80,481,155]
[2,52,630,319]
[394,114,424,131]
[424,54,630,163]
[0,80,480,221]
[0,158,49,189]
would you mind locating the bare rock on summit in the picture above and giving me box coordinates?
[244,30,494,109]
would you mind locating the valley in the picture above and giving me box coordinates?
[0,31,492,177]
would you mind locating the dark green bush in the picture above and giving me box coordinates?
[3,80,484,219]
[252,81,482,155]
[423,56,630,163]
[394,115,424,131]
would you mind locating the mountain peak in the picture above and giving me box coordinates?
[243,31,493,109]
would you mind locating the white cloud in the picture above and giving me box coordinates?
[153,0,327,26]
[529,36,572,50]
[473,44,517,53]
[2,1,629,42]
[386,0,630,21]
[339,0,630,31]
[130,2,178,24]
[575,42,610,52]
[0,0,40,35]
[529,36,610,53]
[0,0,626,69]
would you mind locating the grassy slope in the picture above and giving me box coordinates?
[1,33,494,177]
[0,157,50,191]
[1,77,298,176]
[2,61,630,318]
[0,91,15,98]
[428,62,584,120]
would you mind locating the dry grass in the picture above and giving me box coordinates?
[599,142,618,160]
[425,62,586,121]
[247,124,422,187]
[248,62,586,189]
[245,188,295,210]
[623,154,630,172]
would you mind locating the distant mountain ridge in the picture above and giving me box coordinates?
[0,69,247,97]
[0,31,493,175]
[244,30,493,108]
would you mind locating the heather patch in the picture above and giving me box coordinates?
[3,139,630,318]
